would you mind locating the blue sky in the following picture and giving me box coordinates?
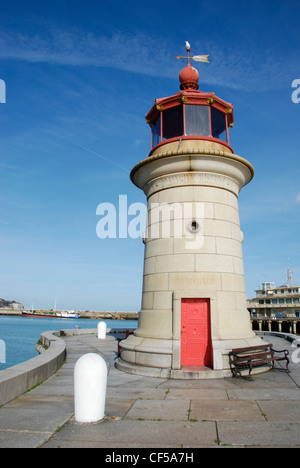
[0,0,299,310]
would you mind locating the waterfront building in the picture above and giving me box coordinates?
[116,43,262,379]
[247,282,300,319]
[247,271,300,335]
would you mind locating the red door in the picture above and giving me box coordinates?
[181,298,212,367]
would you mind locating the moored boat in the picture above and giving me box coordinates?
[22,309,81,319]
[55,310,81,319]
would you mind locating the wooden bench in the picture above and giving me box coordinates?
[229,344,290,380]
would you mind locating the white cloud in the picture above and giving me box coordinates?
[0,29,296,91]
[0,30,167,76]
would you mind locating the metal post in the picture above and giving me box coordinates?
[98,321,107,340]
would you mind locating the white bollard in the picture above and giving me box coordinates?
[74,353,107,423]
[97,321,107,340]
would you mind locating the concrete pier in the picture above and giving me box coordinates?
[0,330,300,448]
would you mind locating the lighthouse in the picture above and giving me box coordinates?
[116,43,262,378]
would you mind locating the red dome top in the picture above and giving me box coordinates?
[179,63,199,90]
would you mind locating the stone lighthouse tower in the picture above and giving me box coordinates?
[116,43,262,378]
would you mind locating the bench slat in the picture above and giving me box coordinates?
[232,344,272,353]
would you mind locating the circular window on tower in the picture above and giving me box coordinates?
[186,220,201,234]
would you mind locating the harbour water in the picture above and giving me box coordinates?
[0,316,137,371]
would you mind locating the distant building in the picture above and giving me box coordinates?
[0,298,24,310]
[247,281,300,318]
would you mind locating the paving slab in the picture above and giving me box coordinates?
[157,378,237,390]
[257,400,300,421]
[0,429,52,449]
[43,418,218,448]
[227,387,300,401]
[108,375,168,389]
[217,421,300,447]
[125,399,191,421]
[190,400,265,422]
[105,398,136,418]
[227,372,296,389]
[0,395,74,432]
[29,374,74,396]
[107,387,167,400]
[165,388,228,400]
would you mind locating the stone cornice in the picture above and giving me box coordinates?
[130,148,254,183]
[130,149,254,196]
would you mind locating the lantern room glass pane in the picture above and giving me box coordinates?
[185,105,210,136]
[211,107,226,140]
[162,106,183,140]
[152,116,161,147]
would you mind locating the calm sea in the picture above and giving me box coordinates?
[0,316,138,371]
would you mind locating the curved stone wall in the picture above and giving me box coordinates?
[0,331,66,406]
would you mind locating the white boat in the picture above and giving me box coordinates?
[55,310,81,319]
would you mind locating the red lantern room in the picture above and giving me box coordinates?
[145,43,234,154]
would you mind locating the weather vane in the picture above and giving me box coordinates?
[175,41,209,64]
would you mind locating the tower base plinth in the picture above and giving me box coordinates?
[116,333,266,379]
